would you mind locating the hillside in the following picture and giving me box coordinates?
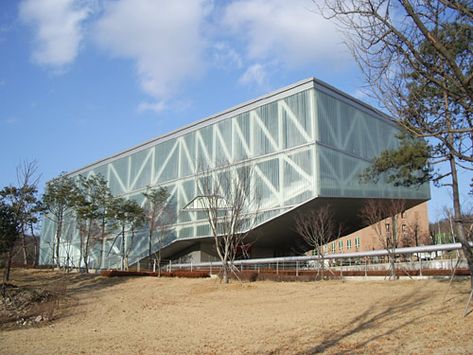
[1,269,472,354]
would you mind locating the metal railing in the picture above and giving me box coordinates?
[149,242,472,277]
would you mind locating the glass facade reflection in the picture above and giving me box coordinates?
[40,78,430,268]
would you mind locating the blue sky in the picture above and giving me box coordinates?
[0,0,470,221]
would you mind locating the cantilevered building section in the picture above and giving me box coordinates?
[40,78,430,267]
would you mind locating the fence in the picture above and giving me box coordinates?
[136,242,472,279]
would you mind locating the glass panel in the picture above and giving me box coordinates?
[285,90,312,136]
[130,148,153,190]
[234,113,250,162]
[155,138,177,180]
[158,144,179,183]
[254,102,278,155]
[109,157,128,195]
[316,89,430,200]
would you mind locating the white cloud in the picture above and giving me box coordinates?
[212,42,243,69]
[222,0,347,67]
[238,63,267,86]
[94,0,211,103]
[2,117,18,125]
[137,101,167,114]
[16,0,351,111]
[19,0,91,68]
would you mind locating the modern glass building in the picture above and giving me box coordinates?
[40,78,430,268]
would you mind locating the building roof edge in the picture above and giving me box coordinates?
[67,78,315,176]
[67,77,392,176]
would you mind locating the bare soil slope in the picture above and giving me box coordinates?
[1,269,472,354]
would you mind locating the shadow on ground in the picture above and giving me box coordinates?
[272,288,449,354]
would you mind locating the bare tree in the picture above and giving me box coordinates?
[360,199,406,280]
[190,163,260,283]
[400,212,423,248]
[443,207,458,244]
[295,206,340,280]
[16,161,41,266]
[320,0,472,132]
[154,203,176,274]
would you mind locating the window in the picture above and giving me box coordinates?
[355,236,361,249]
[385,223,390,232]
[347,239,352,250]
[338,240,343,252]
[331,242,336,253]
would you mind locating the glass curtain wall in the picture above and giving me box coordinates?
[40,88,318,268]
[40,80,430,268]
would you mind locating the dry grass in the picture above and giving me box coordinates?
[1,268,472,354]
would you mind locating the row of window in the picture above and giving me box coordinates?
[328,237,361,253]
[385,223,408,232]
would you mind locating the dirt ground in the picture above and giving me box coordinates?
[1,269,472,354]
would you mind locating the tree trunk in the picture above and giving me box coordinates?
[321,252,325,281]
[149,230,153,271]
[78,230,83,272]
[156,240,162,277]
[21,227,28,266]
[1,251,13,298]
[30,225,38,268]
[444,86,473,289]
[449,154,473,289]
[55,218,63,269]
[390,215,397,280]
[50,241,55,270]
[83,232,90,274]
[222,249,229,284]
[222,263,228,283]
[121,226,125,271]
[33,238,38,268]
[3,250,13,283]
[84,236,90,272]
[125,229,135,271]
[99,217,106,270]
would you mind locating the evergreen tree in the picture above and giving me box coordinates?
[142,186,169,271]
[74,174,114,272]
[110,197,145,271]
[0,200,20,286]
[43,173,78,268]
[0,161,43,266]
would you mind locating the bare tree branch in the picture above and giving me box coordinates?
[295,205,340,280]
[194,162,260,283]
